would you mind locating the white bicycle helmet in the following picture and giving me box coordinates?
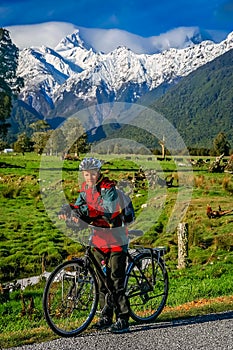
[79,157,102,171]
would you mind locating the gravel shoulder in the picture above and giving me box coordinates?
[4,311,233,350]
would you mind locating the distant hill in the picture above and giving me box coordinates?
[150,49,233,149]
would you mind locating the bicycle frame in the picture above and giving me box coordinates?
[83,246,114,295]
[125,247,166,293]
[82,244,166,300]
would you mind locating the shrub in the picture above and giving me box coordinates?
[2,186,22,198]
[222,177,233,194]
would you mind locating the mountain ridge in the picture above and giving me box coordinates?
[6,28,233,148]
[16,30,233,118]
[150,48,233,148]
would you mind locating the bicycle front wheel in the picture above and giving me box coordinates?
[43,259,98,337]
[125,252,168,323]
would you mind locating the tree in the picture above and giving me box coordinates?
[44,128,66,155]
[0,138,8,151]
[0,28,23,136]
[113,143,120,154]
[29,120,51,133]
[213,132,230,156]
[31,131,51,155]
[13,133,31,154]
[62,118,89,156]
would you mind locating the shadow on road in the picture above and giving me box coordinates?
[78,310,233,338]
[127,310,233,334]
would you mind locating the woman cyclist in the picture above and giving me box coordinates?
[59,157,130,333]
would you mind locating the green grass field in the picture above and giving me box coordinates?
[0,152,233,348]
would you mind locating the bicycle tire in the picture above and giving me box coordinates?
[43,259,99,337]
[125,251,168,323]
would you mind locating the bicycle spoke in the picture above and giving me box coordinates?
[126,253,168,322]
[43,261,98,337]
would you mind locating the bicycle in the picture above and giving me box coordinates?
[43,228,169,337]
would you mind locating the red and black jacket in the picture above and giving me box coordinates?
[74,175,128,252]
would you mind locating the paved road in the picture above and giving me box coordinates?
[5,311,233,350]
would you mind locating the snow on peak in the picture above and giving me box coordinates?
[55,29,92,52]
[17,29,233,117]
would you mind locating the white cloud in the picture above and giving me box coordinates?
[6,22,78,49]
[6,21,228,54]
[78,27,155,53]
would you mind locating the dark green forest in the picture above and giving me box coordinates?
[150,49,233,149]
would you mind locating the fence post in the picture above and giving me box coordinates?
[177,222,189,269]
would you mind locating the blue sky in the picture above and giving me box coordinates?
[1,0,233,53]
[1,0,233,37]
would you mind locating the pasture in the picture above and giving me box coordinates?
[0,152,233,348]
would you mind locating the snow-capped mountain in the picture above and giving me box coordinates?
[17,29,233,121]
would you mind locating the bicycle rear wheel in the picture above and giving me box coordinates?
[125,252,168,323]
[43,259,98,337]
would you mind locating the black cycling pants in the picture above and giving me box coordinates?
[93,249,129,321]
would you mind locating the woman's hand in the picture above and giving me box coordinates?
[58,214,67,220]
[72,216,79,223]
